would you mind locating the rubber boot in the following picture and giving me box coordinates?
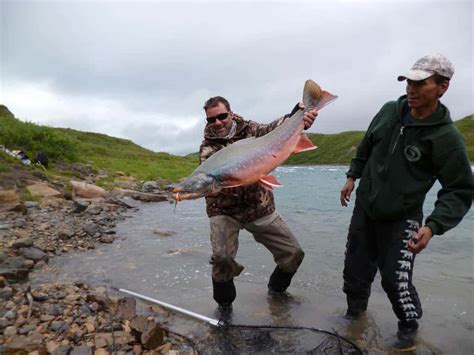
[345,296,368,320]
[212,278,236,306]
[213,279,236,322]
[394,320,418,352]
[268,266,295,294]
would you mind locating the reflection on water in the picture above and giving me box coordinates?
[36,166,473,353]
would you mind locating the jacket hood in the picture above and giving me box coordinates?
[396,95,453,126]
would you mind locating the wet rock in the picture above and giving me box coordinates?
[40,314,56,322]
[0,286,13,299]
[72,199,90,213]
[58,228,75,240]
[141,323,165,350]
[115,297,136,321]
[18,324,37,334]
[86,206,103,215]
[70,345,93,355]
[4,325,17,337]
[153,229,176,237]
[10,237,34,249]
[45,303,63,316]
[51,345,72,355]
[99,235,114,243]
[50,320,69,333]
[4,331,45,352]
[25,201,40,209]
[129,315,149,333]
[20,247,48,262]
[4,310,16,319]
[0,317,11,329]
[142,181,161,192]
[32,291,49,301]
[0,256,30,282]
[109,188,167,202]
[83,223,100,236]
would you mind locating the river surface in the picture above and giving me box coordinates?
[35,166,473,354]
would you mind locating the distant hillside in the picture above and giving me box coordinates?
[286,114,473,165]
[0,105,197,182]
[1,105,472,187]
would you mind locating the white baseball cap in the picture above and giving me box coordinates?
[398,54,454,81]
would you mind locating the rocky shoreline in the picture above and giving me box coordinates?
[0,182,197,354]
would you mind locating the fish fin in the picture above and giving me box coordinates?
[303,79,337,111]
[260,175,283,188]
[314,90,338,111]
[293,134,318,153]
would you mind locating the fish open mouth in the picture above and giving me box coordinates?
[171,191,205,201]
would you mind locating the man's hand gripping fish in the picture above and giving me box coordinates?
[171,80,337,202]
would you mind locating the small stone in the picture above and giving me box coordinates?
[4,325,17,337]
[52,345,72,355]
[0,287,13,299]
[99,235,114,243]
[153,229,176,237]
[4,310,16,319]
[18,324,37,334]
[10,237,34,249]
[70,345,93,355]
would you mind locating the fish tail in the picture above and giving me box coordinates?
[303,79,337,111]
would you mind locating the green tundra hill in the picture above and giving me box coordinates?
[0,104,472,187]
[287,114,473,165]
[0,105,197,184]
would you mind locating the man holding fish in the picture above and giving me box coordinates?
[340,54,474,351]
[171,80,336,317]
[200,96,318,316]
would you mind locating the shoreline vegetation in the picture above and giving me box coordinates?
[1,105,472,188]
[0,104,472,353]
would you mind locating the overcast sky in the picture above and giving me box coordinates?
[1,0,472,155]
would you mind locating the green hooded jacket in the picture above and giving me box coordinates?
[347,95,473,235]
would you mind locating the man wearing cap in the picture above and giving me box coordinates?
[339,54,473,351]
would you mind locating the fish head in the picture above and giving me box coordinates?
[170,173,219,201]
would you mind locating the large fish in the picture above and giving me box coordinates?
[172,79,337,201]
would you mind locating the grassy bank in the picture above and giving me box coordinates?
[1,105,472,186]
[0,105,197,183]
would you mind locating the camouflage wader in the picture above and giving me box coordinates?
[209,211,304,282]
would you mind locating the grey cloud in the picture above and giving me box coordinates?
[2,0,472,154]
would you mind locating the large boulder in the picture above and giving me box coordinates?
[70,181,106,199]
[0,190,25,213]
[108,188,167,202]
[26,183,62,198]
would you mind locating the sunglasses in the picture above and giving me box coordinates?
[206,112,230,124]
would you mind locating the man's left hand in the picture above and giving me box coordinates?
[297,102,318,130]
[303,109,318,130]
[407,226,433,254]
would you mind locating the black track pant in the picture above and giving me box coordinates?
[343,200,423,322]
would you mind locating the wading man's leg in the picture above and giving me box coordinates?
[375,215,423,351]
[245,212,304,294]
[343,200,378,318]
[209,215,244,310]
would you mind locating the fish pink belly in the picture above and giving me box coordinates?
[224,140,296,186]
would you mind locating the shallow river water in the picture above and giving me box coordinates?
[35,166,473,353]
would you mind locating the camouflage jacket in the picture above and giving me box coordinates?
[199,111,295,223]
